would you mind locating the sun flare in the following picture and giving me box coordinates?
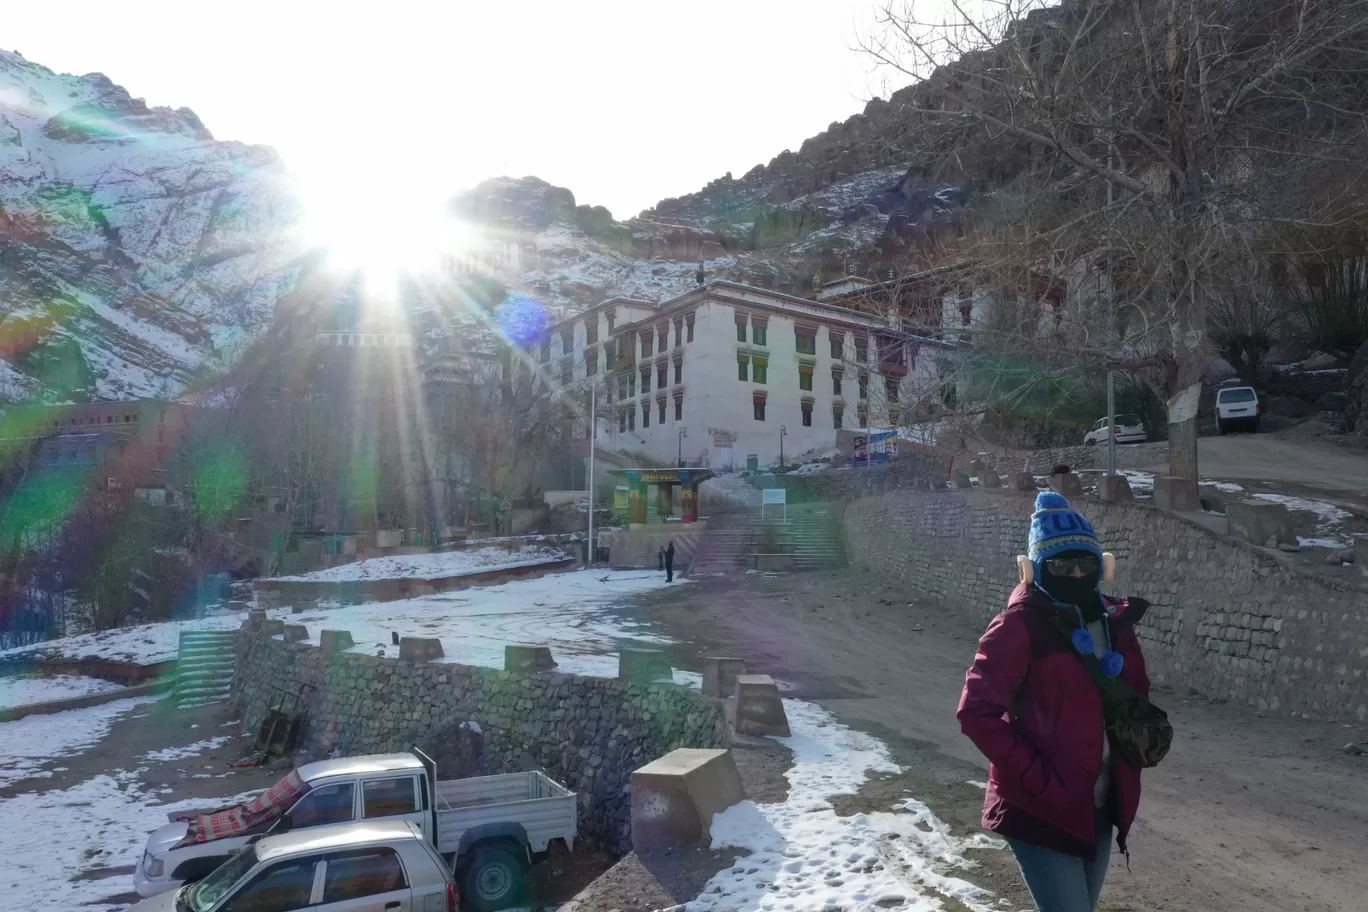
[293,169,469,293]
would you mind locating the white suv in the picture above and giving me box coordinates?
[1215,385,1260,433]
[1083,414,1147,446]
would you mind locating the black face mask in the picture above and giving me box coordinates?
[1039,550,1105,621]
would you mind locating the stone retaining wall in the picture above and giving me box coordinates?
[843,490,1368,722]
[232,634,728,853]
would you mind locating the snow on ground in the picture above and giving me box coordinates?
[1,569,688,682]
[0,674,125,710]
[1122,470,1155,493]
[786,462,829,477]
[0,696,156,787]
[1212,482,1245,493]
[3,769,258,912]
[144,736,231,763]
[0,610,256,665]
[1250,493,1354,549]
[688,700,997,912]
[268,544,572,583]
[282,569,693,681]
[1249,493,1353,525]
[1298,537,1353,550]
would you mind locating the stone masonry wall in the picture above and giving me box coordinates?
[843,490,1368,723]
[232,634,728,853]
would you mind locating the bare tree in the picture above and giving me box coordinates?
[863,0,1368,477]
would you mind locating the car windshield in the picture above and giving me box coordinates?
[1114,414,1142,427]
[1219,388,1257,403]
[184,847,258,912]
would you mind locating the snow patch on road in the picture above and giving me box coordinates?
[0,696,156,787]
[0,674,125,710]
[144,736,231,763]
[688,700,997,911]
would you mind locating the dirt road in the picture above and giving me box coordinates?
[1133,433,1368,497]
[635,572,1368,912]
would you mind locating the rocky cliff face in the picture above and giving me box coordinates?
[1,48,966,401]
[0,49,301,401]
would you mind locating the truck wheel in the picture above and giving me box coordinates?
[460,844,528,912]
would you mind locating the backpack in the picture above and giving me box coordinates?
[1045,611,1174,769]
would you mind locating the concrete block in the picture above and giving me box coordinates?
[619,649,674,683]
[1227,501,1294,548]
[631,748,745,854]
[1013,472,1037,492]
[1098,475,1134,502]
[702,657,748,698]
[979,468,1002,488]
[1354,534,1368,576]
[262,619,285,637]
[952,471,973,489]
[399,636,445,662]
[228,600,251,612]
[1050,473,1084,496]
[734,674,791,737]
[319,629,355,656]
[1153,476,1201,512]
[247,608,267,631]
[505,644,557,673]
[283,624,309,643]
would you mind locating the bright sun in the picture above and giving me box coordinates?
[293,168,468,293]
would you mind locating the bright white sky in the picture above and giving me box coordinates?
[6,0,914,221]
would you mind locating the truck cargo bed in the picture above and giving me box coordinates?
[433,771,576,855]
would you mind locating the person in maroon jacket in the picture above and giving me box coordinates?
[958,491,1151,912]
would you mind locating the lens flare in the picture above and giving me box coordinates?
[495,293,552,349]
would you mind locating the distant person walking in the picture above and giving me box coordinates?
[664,539,676,582]
[957,491,1171,912]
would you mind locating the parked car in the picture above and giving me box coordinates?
[1215,385,1261,433]
[135,751,577,912]
[128,820,457,912]
[1083,414,1148,446]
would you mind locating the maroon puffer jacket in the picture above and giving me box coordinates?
[957,583,1151,859]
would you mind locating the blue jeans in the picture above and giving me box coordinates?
[1006,815,1113,912]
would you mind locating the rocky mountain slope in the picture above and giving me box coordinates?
[1,48,962,401]
[0,49,301,402]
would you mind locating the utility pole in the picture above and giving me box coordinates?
[677,426,687,467]
[1105,101,1117,478]
[587,384,595,565]
[779,425,787,472]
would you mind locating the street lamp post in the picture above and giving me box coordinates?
[779,425,787,471]
[677,426,687,467]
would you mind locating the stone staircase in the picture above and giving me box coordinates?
[174,630,237,709]
[772,504,848,571]
[688,511,760,574]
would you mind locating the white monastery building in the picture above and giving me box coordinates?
[543,280,966,468]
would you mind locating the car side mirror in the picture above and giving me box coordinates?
[270,814,293,835]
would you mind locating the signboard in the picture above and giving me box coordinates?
[854,431,899,464]
[633,470,687,484]
[711,428,738,446]
[760,487,786,522]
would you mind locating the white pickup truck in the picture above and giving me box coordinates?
[135,751,576,912]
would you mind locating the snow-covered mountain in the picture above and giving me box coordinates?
[0,49,301,401]
[1,49,966,401]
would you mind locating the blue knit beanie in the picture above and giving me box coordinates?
[1028,491,1102,579]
